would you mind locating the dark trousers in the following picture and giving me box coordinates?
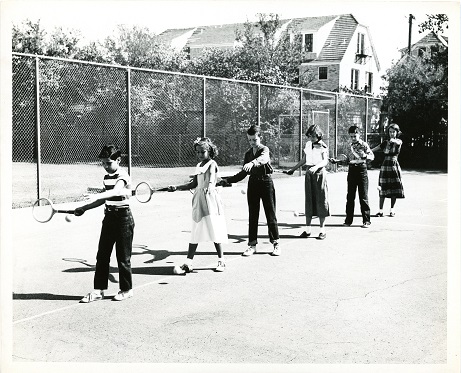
[94,208,135,291]
[345,164,370,224]
[247,175,279,245]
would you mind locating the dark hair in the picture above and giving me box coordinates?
[247,125,261,136]
[387,123,402,137]
[98,144,121,160]
[194,137,218,158]
[305,124,323,140]
[348,125,360,134]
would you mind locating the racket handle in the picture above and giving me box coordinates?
[56,209,76,214]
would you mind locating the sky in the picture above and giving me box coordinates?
[1,0,456,74]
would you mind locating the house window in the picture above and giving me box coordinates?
[304,34,313,52]
[318,66,328,80]
[351,69,359,90]
[418,47,426,57]
[365,72,373,93]
[183,46,191,60]
[356,33,365,54]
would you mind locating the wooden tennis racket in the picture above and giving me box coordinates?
[32,198,75,223]
[134,182,169,203]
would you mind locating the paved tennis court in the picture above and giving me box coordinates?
[7,169,456,372]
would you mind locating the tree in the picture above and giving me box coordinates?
[232,13,307,86]
[12,19,47,55]
[419,14,448,34]
[382,48,447,137]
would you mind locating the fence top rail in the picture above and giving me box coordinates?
[12,52,380,100]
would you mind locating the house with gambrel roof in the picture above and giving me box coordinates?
[158,14,381,95]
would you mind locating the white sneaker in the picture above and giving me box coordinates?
[242,246,256,257]
[80,290,104,303]
[271,242,281,256]
[215,260,226,272]
[113,289,133,301]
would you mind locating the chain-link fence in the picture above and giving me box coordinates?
[12,53,384,208]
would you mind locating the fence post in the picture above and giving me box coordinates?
[257,84,261,127]
[298,89,303,176]
[335,93,339,157]
[126,68,132,176]
[365,97,369,142]
[202,77,206,137]
[35,57,42,200]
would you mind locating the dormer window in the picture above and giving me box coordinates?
[303,34,313,52]
[418,47,427,57]
[356,33,365,55]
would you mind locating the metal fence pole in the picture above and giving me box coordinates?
[257,84,261,126]
[126,68,132,176]
[365,97,369,142]
[334,93,339,157]
[35,57,42,200]
[298,89,303,176]
[203,77,206,137]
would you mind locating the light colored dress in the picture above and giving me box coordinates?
[190,160,228,244]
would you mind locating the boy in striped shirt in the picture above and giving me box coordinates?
[75,144,135,303]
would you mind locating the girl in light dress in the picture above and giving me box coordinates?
[168,137,228,273]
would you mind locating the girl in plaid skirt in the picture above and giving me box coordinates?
[372,123,405,217]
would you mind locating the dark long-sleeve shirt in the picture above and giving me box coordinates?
[226,145,272,183]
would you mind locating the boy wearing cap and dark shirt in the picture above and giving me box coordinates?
[220,125,280,256]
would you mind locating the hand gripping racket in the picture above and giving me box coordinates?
[32,198,75,223]
[134,182,169,203]
[329,153,349,164]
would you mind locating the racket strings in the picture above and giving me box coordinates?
[32,199,54,223]
[135,182,152,203]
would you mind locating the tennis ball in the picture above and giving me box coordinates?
[241,189,246,194]
[65,214,73,222]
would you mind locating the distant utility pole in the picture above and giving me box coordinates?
[408,14,415,54]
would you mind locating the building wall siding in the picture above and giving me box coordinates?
[300,63,340,91]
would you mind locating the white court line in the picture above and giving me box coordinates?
[13,253,248,325]
[13,221,445,325]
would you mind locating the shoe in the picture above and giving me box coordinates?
[362,222,371,228]
[113,289,133,301]
[215,261,226,272]
[376,212,384,217]
[299,231,311,238]
[80,290,104,303]
[317,233,326,240]
[242,246,256,257]
[271,242,281,256]
[343,222,351,227]
[389,212,395,217]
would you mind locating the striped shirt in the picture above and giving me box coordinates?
[103,168,131,207]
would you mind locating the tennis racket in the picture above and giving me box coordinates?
[329,153,349,164]
[32,198,75,223]
[273,169,290,174]
[134,182,169,203]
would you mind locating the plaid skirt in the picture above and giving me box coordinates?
[378,156,405,198]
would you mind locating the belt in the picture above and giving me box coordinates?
[105,205,130,212]
[349,162,366,166]
[249,174,272,180]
